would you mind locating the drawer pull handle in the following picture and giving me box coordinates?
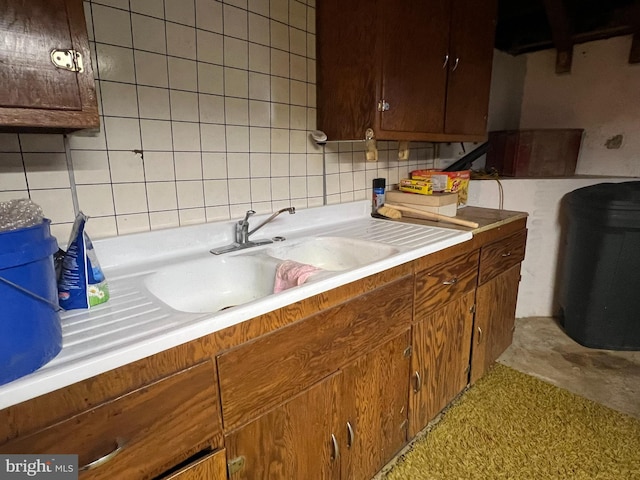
[80,438,125,471]
[501,252,512,257]
[443,277,458,286]
[330,433,340,461]
[477,326,483,345]
[413,371,422,392]
[346,421,355,449]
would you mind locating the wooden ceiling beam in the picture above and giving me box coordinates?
[542,0,573,73]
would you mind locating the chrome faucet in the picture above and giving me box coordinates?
[211,207,296,255]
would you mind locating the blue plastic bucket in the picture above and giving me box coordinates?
[0,219,62,385]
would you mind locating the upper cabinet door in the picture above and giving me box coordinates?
[378,0,450,138]
[316,0,379,140]
[0,0,99,131]
[444,0,497,136]
[316,0,496,142]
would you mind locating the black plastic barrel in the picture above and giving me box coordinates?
[560,181,640,350]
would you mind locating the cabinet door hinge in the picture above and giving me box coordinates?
[50,49,84,73]
[377,100,390,112]
[228,456,246,475]
[403,346,412,358]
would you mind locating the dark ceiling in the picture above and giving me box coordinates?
[495,0,639,59]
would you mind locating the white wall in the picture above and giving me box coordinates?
[467,177,637,318]
[520,35,640,177]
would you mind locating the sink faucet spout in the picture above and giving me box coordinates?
[212,207,295,255]
[247,207,295,238]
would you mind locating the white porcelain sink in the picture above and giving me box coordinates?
[144,255,280,313]
[144,236,400,313]
[265,236,399,271]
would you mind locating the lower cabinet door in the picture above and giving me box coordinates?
[471,263,522,383]
[409,290,475,437]
[224,374,341,480]
[162,450,227,480]
[339,331,411,480]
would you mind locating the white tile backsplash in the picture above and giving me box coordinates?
[144,151,176,181]
[0,0,435,239]
[130,0,164,19]
[165,0,195,26]
[134,51,169,87]
[141,120,173,151]
[174,152,203,180]
[23,153,70,189]
[146,182,178,211]
[92,4,133,47]
[112,183,148,215]
[108,150,145,182]
[196,30,223,64]
[96,44,136,82]
[224,4,248,40]
[132,14,167,54]
[166,22,197,59]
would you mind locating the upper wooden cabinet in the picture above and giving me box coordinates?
[0,0,99,131]
[317,0,497,142]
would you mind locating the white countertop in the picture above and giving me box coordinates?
[0,201,472,410]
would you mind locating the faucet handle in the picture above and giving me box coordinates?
[240,210,256,224]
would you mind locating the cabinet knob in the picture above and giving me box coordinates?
[452,57,460,72]
[442,54,449,69]
[477,326,483,344]
[501,251,512,257]
[443,277,458,286]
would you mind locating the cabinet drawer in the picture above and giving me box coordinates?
[415,249,479,319]
[217,276,414,430]
[2,361,222,480]
[160,449,227,480]
[478,229,527,285]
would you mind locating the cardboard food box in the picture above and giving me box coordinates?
[385,190,458,217]
[411,169,470,207]
[399,178,433,195]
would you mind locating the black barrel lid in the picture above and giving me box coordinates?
[567,181,640,211]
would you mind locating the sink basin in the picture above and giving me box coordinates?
[144,236,400,313]
[144,255,280,313]
[265,236,399,271]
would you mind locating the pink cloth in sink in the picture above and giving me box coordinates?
[274,260,321,293]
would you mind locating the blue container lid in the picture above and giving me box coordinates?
[0,219,58,270]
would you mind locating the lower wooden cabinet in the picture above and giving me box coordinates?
[161,450,227,480]
[470,263,522,383]
[225,373,340,479]
[0,217,528,480]
[339,331,411,480]
[224,332,411,480]
[1,361,222,480]
[409,290,475,437]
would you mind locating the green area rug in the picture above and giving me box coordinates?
[384,364,640,480]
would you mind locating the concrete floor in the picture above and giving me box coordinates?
[498,316,640,419]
